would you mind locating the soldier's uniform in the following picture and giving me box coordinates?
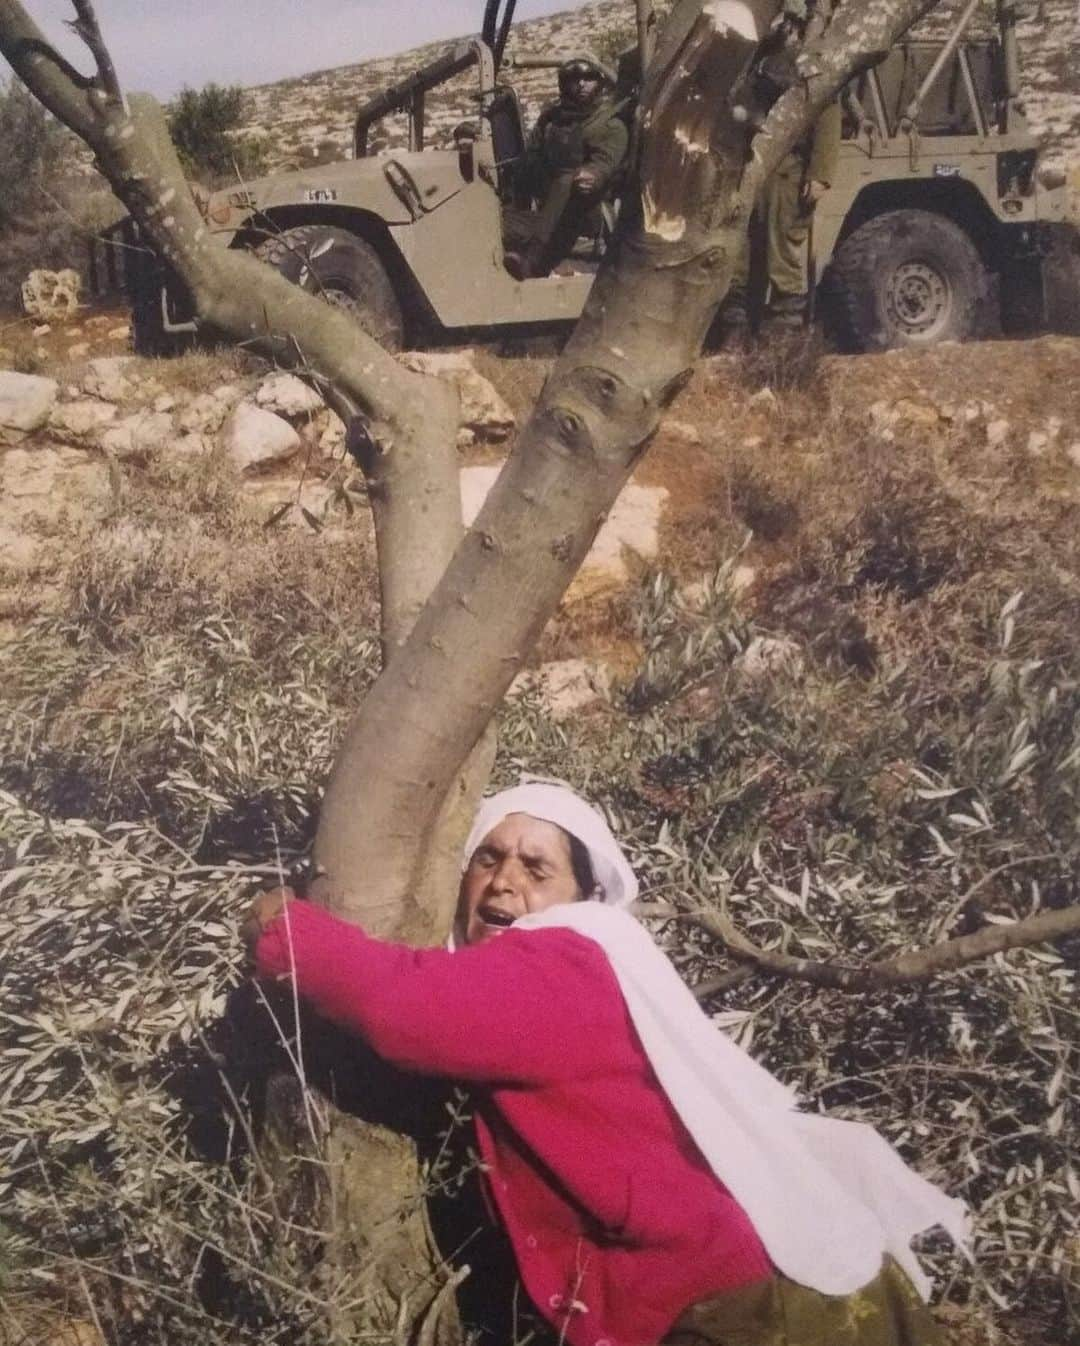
[720,0,842,337]
[504,60,629,279]
[760,100,841,309]
[729,100,842,327]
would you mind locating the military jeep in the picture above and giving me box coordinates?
[120,0,1078,354]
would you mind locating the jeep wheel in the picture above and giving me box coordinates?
[255,225,405,351]
[827,209,988,352]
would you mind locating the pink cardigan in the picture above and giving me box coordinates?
[256,901,772,1346]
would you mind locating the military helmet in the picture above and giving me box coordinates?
[557,56,616,99]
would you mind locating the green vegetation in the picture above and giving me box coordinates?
[0,78,117,310]
[0,79,73,232]
[167,83,269,186]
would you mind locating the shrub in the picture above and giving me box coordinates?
[167,83,269,187]
[0,78,74,232]
[0,79,116,311]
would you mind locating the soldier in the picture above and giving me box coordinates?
[722,3,842,339]
[504,57,630,281]
[758,98,841,324]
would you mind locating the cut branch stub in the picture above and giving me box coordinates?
[640,0,783,241]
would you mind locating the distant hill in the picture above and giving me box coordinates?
[235,0,1080,176]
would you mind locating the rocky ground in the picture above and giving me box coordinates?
[2,324,1079,706]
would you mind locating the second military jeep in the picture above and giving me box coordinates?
[124,0,1078,354]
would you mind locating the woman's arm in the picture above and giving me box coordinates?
[254,900,630,1086]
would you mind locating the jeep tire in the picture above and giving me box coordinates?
[255,224,405,351]
[827,208,988,351]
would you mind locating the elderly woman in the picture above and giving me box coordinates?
[247,784,966,1346]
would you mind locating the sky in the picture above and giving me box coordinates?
[22,0,592,100]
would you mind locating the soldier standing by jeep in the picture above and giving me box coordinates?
[757,99,841,323]
[722,3,842,339]
[503,57,629,280]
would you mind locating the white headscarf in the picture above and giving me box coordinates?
[463,782,970,1301]
[462,782,638,908]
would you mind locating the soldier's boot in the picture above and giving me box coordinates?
[504,238,548,281]
[716,287,750,350]
[764,289,808,329]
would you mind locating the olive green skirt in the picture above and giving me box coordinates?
[663,1258,941,1346]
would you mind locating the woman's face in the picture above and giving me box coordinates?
[459,813,582,944]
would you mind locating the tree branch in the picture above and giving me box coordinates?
[740,0,941,207]
[67,0,121,103]
[685,901,1080,993]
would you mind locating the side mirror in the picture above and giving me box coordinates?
[453,121,478,183]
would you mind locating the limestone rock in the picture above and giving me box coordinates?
[223,402,301,472]
[0,371,59,444]
[173,432,212,457]
[400,350,515,444]
[21,268,82,322]
[178,393,230,435]
[664,419,704,446]
[99,411,175,459]
[510,659,612,719]
[734,635,805,684]
[81,356,135,403]
[319,410,347,453]
[49,398,118,442]
[0,446,107,566]
[986,418,1011,448]
[256,372,324,418]
[586,481,669,585]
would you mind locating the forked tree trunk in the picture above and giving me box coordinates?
[0,0,947,1340]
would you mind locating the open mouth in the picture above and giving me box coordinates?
[478,905,516,930]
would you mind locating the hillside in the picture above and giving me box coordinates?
[236,0,1080,178]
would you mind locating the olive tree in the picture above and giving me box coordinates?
[4,0,1078,1341]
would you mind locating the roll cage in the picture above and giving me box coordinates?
[353,0,520,159]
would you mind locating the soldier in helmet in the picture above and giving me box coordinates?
[504,57,630,280]
[721,1,842,340]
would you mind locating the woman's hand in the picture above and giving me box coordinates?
[241,886,294,959]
